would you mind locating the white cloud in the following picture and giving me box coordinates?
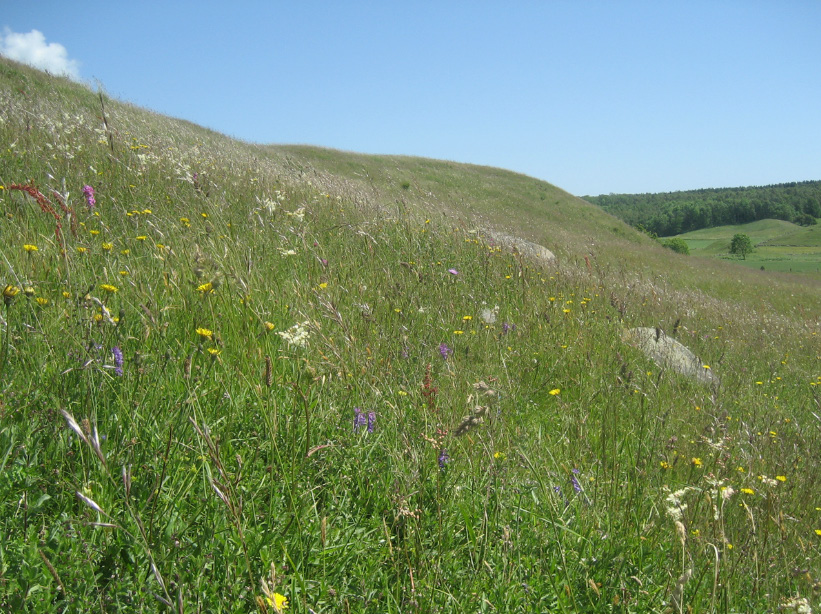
[0,28,80,80]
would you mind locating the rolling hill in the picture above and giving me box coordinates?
[1,57,819,612]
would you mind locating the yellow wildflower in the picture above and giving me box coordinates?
[3,285,21,304]
[77,246,88,253]
[264,322,275,332]
[102,243,113,251]
[741,488,755,495]
[36,297,48,306]
[549,388,561,396]
[776,475,787,482]
[100,284,118,293]
[691,457,703,468]
[136,236,147,241]
[23,244,38,252]
[196,282,214,294]
[196,327,213,339]
[265,593,288,611]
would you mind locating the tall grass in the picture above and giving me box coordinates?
[1,58,819,612]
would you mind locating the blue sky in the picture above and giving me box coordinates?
[2,1,820,196]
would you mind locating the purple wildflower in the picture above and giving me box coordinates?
[353,407,367,432]
[570,468,582,494]
[447,268,458,275]
[367,411,376,433]
[112,346,124,377]
[438,448,450,470]
[502,322,516,334]
[439,342,453,360]
[82,185,96,210]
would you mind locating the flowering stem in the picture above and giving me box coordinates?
[0,304,9,383]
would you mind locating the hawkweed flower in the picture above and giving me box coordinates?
[196,282,214,294]
[23,244,38,253]
[353,407,367,432]
[265,593,288,612]
[438,448,450,470]
[82,185,96,209]
[112,346,124,376]
[196,327,213,340]
[439,342,453,360]
[3,285,20,307]
[100,284,118,294]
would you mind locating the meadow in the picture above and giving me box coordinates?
[666,219,821,274]
[1,58,820,613]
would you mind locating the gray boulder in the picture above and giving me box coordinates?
[622,327,718,385]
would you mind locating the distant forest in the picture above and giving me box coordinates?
[585,180,821,236]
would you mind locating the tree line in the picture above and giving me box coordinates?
[585,180,821,236]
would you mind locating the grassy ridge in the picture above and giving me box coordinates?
[1,58,820,613]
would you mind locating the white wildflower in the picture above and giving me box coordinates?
[780,596,813,614]
[277,321,310,348]
[286,207,305,222]
[481,305,499,324]
[279,248,297,257]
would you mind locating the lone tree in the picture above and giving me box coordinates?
[730,233,753,260]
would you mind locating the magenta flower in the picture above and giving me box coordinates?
[82,185,96,209]
[439,342,453,360]
[447,268,458,275]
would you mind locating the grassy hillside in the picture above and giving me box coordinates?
[1,58,820,613]
[668,219,821,274]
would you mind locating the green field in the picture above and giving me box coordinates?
[1,58,820,613]
[665,219,821,274]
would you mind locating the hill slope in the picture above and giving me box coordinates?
[1,58,820,612]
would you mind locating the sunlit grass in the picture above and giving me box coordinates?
[1,57,819,613]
